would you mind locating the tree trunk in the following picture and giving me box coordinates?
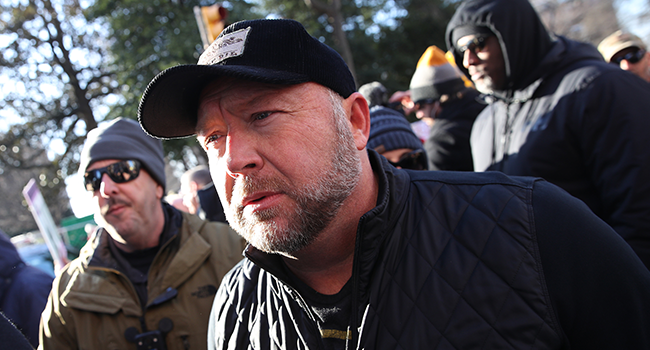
[304,0,358,86]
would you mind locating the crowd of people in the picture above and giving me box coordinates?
[3,0,650,349]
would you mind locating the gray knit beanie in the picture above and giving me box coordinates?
[367,106,424,153]
[78,118,166,190]
[409,45,466,104]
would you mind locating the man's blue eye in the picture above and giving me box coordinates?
[254,112,272,120]
[206,134,223,145]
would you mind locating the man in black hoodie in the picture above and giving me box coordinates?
[447,0,650,269]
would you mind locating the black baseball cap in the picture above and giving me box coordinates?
[138,18,357,139]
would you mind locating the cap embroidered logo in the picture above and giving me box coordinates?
[200,27,251,65]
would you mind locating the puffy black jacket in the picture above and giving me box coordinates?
[446,0,650,268]
[208,151,650,349]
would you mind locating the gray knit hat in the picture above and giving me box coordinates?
[78,118,166,190]
[367,106,424,153]
[409,45,466,104]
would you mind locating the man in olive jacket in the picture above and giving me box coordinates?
[39,118,246,350]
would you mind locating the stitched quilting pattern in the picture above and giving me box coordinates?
[358,179,561,349]
[212,169,564,349]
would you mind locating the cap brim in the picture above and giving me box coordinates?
[138,64,309,139]
[601,41,642,62]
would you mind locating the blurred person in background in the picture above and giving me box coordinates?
[403,45,485,171]
[366,104,428,170]
[179,165,227,223]
[599,30,650,83]
[0,229,52,348]
[360,81,428,170]
[358,81,390,110]
[447,0,650,268]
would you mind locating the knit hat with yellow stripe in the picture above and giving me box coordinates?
[409,45,467,104]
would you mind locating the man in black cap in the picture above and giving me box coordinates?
[447,0,650,269]
[139,18,650,349]
[39,118,246,350]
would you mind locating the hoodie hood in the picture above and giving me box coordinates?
[446,0,556,92]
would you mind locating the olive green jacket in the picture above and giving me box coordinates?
[39,209,246,350]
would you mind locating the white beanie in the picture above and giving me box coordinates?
[409,46,466,104]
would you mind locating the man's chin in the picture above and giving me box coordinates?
[242,220,313,254]
[474,81,493,94]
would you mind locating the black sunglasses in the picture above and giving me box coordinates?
[458,35,490,55]
[84,160,141,191]
[414,98,437,107]
[388,149,428,170]
[612,49,646,65]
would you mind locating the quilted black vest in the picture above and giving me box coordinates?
[354,163,563,349]
[213,152,564,349]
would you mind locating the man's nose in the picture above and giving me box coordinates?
[462,49,480,69]
[620,60,631,71]
[223,130,262,178]
[99,173,117,197]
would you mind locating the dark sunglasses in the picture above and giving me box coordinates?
[388,149,428,170]
[611,49,646,65]
[84,160,141,191]
[458,35,490,55]
[414,98,437,108]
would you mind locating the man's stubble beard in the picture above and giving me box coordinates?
[226,91,362,254]
[474,73,496,95]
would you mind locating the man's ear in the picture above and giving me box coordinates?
[156,183,164,200]
[345,92,370,150]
